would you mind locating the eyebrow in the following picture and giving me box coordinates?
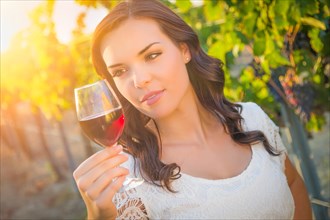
[107,42,160,69]
[138,42,160,56]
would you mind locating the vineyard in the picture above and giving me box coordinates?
[1,0,329,219]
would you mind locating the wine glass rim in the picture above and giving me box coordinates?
[74,79,107,91]
[74,79,123,121]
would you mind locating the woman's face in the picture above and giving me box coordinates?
[100,18,192,119]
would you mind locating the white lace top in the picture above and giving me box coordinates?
[113,102,295,219]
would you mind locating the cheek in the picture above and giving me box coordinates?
[114,79,129,99]
[114,79,137,104]
[165,57,190,85]
[158,52,186,81]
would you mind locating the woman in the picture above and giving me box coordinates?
[73,0,312,219]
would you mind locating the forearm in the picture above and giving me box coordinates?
[284,157,313,219]
[290,175,313,219]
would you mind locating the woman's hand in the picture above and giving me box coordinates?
[73,145,129,220]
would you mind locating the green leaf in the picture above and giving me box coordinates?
[274,0,290,16]
[257,87,269,99]
[293,50,303,64]
[266,51,291,68]
[288,4,301,23]
[240,66,255,84]
[305,0,319,15]
[264,33,275,55]
[313,74,321,84]
[251,79,264,89]
[268,1,276,20]
[226,51,235,67]
[306,113,326,132]
[244,12,258,37]
[294,49,315,74]
[203,1,225,21]
[175,0,192,13]
[308,28,324,52]
[260,7,268,24]
[239,0,255,14]
[262,74,270,82]
[257,17,266,30]
[208,41,226,61]
[235,31,249,45]
[253,38,266,56]
[300,17,326,30]
[261,59,271,75]
[275,16,289,31]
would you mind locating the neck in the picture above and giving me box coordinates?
[154,87,223,148]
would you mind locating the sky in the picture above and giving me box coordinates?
[0,0,108,52]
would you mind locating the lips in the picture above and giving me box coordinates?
[140,89,165,105]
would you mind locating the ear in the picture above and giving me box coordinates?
[179,43,191,64]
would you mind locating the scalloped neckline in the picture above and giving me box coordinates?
[179,143,260,184]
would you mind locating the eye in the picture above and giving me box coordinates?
[111,68,128,77]
[145,52,162,61]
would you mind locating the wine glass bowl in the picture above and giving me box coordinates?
[75,80,124,147]
[74,79,144,192]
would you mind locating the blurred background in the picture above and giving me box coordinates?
[1,0,329,219]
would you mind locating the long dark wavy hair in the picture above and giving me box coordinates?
[91,0,280,192]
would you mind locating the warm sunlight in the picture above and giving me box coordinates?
[1,0,108,116]
[1,1,107,52]
[1,0,329,219]
[1,1,39,51]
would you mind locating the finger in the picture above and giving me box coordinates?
[96,175,127,209]
[78,155,128,191]
[86,167,129,200]
[73,145,123,179]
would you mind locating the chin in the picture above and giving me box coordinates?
[140,105,173,120]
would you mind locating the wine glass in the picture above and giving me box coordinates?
[74,79,144,192]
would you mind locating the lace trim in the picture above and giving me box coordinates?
[112,102,289,219]
[262,108,287,170]
[113,188,148,220]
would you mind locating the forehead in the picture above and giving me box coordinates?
[100,18,170,61]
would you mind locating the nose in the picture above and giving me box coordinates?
[133,66,152,89]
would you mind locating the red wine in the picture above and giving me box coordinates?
[80,108,125,147]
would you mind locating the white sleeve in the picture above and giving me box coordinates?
[254,103,288,170]
[241,102,288,170]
